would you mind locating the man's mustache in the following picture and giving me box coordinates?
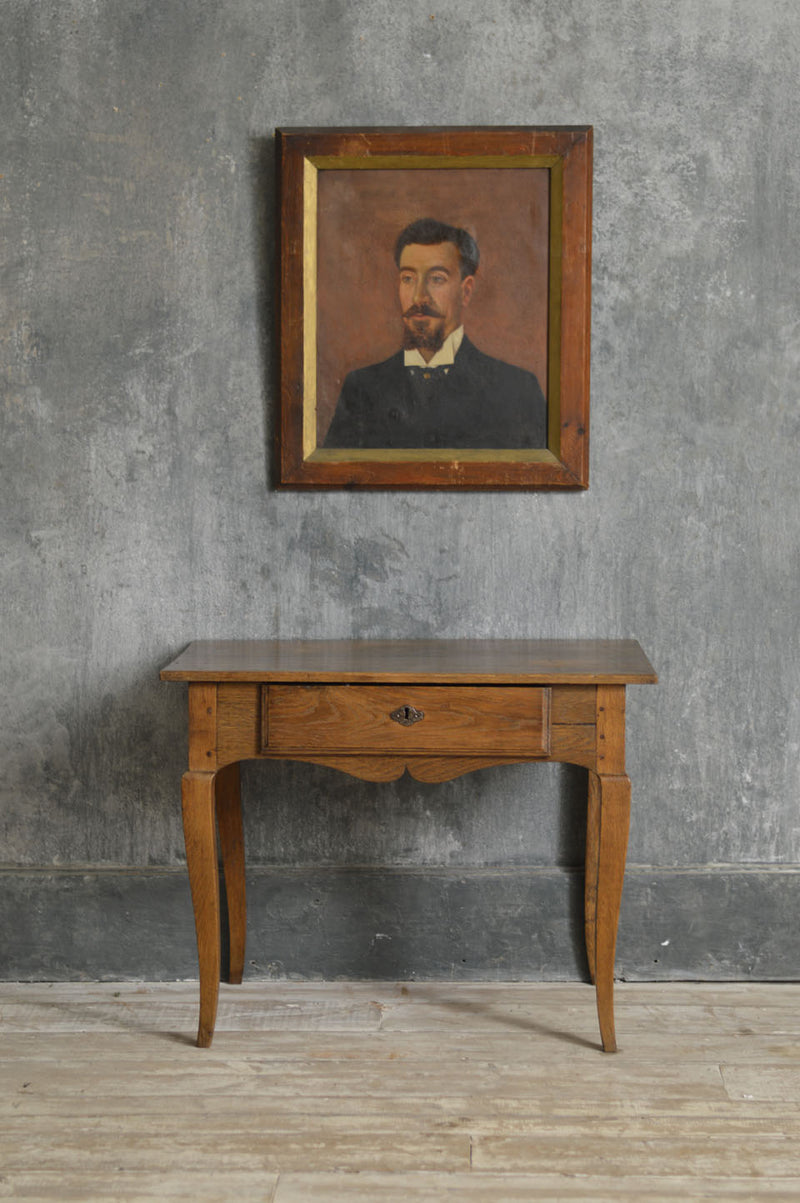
[403,304,443,319]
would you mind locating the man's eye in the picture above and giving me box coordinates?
[430,275,446,286]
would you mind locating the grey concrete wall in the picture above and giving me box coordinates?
[2,0,798,980]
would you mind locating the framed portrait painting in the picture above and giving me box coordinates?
[277,126,592,489]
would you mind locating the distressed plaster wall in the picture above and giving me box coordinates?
[2,0,799,981]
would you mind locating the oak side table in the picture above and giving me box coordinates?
[161,639,657,1051]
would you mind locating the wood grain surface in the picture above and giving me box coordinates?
[264,684,551,755]
[161,639,657,684]
[1,981,798,1201]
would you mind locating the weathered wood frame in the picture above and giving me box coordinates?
[277,126,592,490]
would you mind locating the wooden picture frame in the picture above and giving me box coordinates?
[277,126,592,490]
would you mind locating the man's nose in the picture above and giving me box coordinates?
[412,276,430,303]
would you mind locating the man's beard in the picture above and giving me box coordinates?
[402,306,445,353]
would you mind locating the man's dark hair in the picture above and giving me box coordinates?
[394,218,480,279]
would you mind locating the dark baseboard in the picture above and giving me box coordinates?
[1,864,797,981]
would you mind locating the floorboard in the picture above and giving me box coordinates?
[0,981,798,1200]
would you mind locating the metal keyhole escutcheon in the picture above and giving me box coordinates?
[390,704,425,726]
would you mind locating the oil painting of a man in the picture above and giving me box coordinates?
[323,218,547,450]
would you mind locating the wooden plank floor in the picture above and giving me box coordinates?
[1,981,799,1200]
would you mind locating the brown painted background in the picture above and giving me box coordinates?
[316,167,550,439]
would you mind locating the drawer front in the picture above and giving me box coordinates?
[263,685,550,756]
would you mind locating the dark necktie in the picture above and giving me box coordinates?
[407,365,452,382]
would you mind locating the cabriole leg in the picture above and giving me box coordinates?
[590,770,631,1053]
[215,762,246,985]
[584,770,600,986]
[181,770,221,1048]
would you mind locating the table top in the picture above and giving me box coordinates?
[160,639,657,685]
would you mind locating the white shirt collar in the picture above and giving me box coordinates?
[404,325,464,369]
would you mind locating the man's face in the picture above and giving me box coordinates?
[398,241,475,354]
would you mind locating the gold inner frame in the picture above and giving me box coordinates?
[302,154,564,464]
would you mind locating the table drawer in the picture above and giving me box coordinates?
[263,685,550,756]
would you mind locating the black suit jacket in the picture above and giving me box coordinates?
[323,336,547,449]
